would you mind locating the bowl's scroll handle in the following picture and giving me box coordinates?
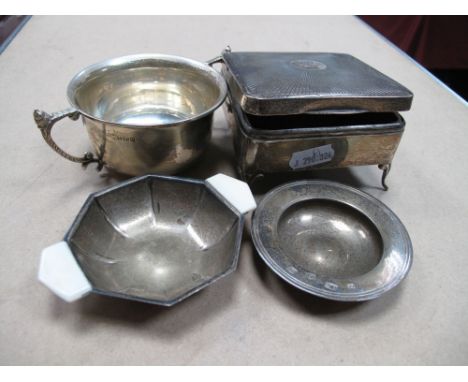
[33,108,102,170]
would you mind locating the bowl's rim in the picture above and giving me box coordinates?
[63,174,244,306]
[252,180,413,301]
[66,53,228,128]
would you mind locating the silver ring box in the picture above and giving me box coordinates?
[221,50,413,190]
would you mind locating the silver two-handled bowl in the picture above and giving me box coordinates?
[34,54,227,176]
[38,173,256,305]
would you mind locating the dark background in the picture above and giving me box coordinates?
[360,16,468,100]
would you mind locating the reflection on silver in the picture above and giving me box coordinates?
[252,181,413,301]
[34,54,227,175]
[300,214,313,223]
[68,55,226,126]
[330,219,352,233]
[65,175,244,306]
[187,224,207,250]
[118,212,156,235]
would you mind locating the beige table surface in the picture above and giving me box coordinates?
[1,16,467,366]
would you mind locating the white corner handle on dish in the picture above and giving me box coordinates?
[38,241,92,303]
[206,173,257,215]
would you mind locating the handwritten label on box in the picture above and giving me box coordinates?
[289,144,335,170]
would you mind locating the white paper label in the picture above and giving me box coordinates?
[289,144,335,169]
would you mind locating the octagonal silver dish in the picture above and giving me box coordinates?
[252,180,412,301]
[38,173,256,305]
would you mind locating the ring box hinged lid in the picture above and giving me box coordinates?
[222,51,413,116]
[221,51,413,189]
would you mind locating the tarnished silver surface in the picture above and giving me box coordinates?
[34,54,227,175]
[252,180,412,301]
[224,93,404,189]
[222,51,413,115]
[64,174,243,306]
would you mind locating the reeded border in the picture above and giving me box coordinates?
[252,180,413,301]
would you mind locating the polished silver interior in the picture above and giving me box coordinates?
[66,176,240,305]
[67,55,226,126]
[277,199,383,279]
